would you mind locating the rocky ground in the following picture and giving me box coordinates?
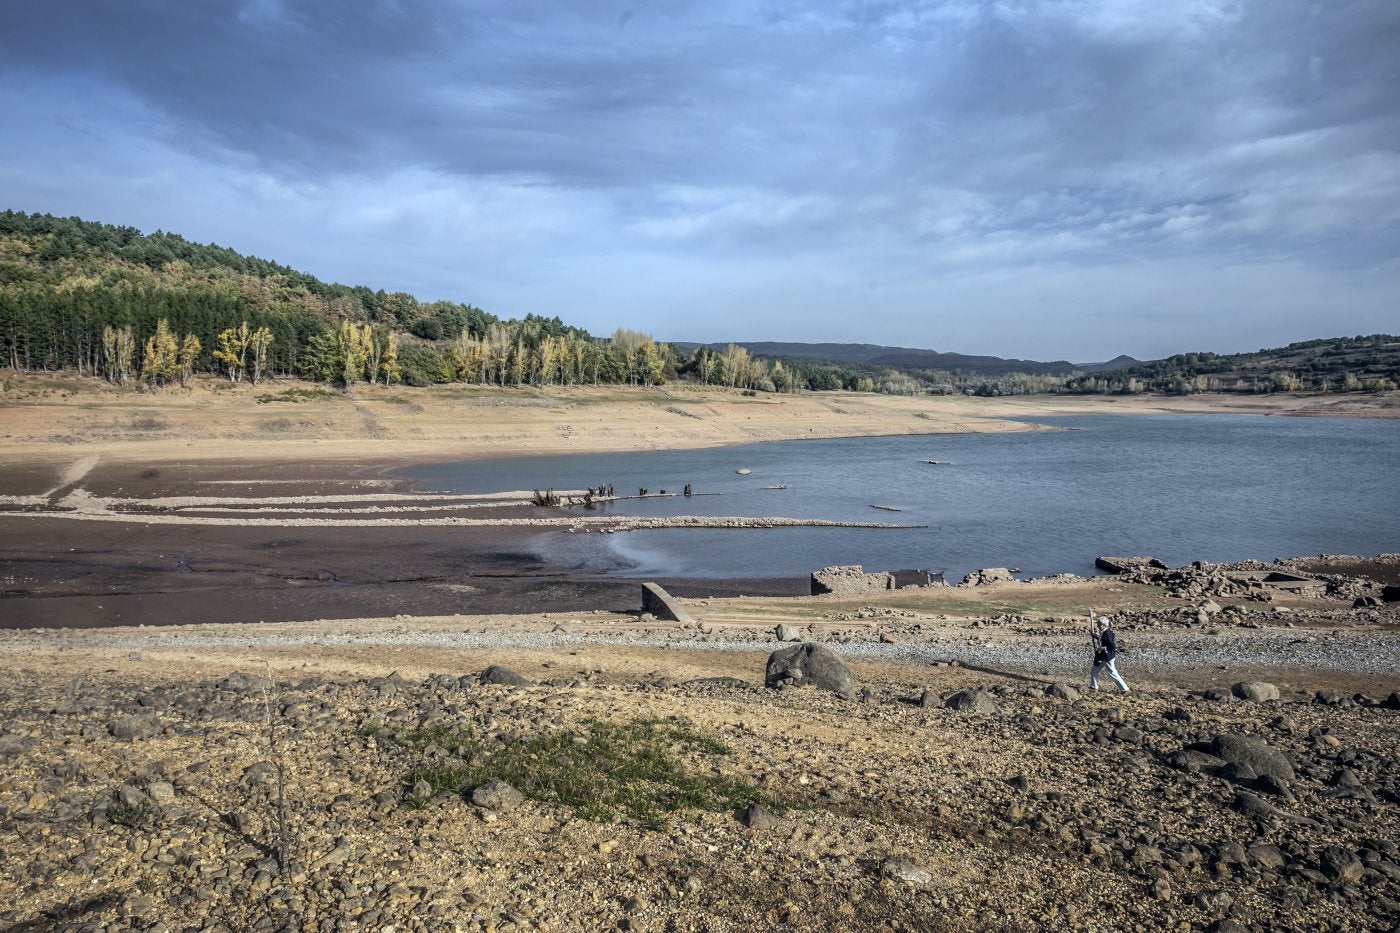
[1,582,1398,932]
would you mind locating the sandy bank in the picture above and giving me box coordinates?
[4,373,1395,477]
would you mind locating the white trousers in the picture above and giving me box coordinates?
[1091,658,1129,691]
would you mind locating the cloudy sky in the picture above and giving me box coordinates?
[2,1,1397,361]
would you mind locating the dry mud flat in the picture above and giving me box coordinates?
[1,602,1398,933]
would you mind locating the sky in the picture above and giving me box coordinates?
[2,1,1397,362]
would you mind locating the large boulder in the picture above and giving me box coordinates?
[764,643,855,699]
[1231,681,1280,703]
[945,689,1001,715]
[1197,734,1295,782]
[478,665,532,687]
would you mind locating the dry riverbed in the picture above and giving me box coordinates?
[2,584,1398,932]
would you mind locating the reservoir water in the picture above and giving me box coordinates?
[398,414,1400,581]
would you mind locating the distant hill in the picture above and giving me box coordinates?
[1064,336,1400,394]
[672,341,1141,376]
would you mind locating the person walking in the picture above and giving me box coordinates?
[1091,615,1130,693]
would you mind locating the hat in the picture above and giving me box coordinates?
[1096,616,1112,627]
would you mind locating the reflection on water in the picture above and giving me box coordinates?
[397,414,1400,580]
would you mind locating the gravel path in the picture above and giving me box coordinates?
[7,623,1397,678]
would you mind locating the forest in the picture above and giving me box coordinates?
[3,211,1396,397]
[0,211,858,391]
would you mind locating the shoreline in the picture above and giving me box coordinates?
[3,377,1399,630]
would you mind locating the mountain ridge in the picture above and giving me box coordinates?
[671,341,1143,376]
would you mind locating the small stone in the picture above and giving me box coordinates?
[1194,890,1234,913]
[470,779,524,812]
[145,781,176,806]
[880,858,932,886]
[739,802,781,831]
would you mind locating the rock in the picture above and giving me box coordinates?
[1231,681,1280,703]
[470,779,524,812]
[116,784,152,808]
[0,735,24,758]
[1319,846,1364,884]
[478,665,532,687]
[739,802,781,830]
[1247,844,1288,869]
[1046,683,1081,702]
[109,714,161,741]
[959,567,1015,587]
[918,690,939,708]
[1095,556,1168,574]
[944,690,1000,715]
[1234,791,1320,827]
[1168,750,1225,774]
[774,624,801,642]
[880,858,932,886]
[1194,890,1234,914]
[764,643,855,699]
[1130,845,1164,867]
[311,842,352,870]
[220,671,273,692]
[1215,842,1248,865]
[146,781,176,806]
[1199,599,1222,615]
[1200,734,1295,782]
[640,582,695,624]
[683,677,751,689]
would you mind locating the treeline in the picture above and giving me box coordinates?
[6,212,1397,398]
[0,211,680,387]
[1061,335,1400,395]
[0,210,946,394]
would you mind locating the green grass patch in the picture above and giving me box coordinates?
[107,800,151,829]
[403,717,782,829]
[257,387,339,404]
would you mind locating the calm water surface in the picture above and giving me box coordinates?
[398,414,1400,581]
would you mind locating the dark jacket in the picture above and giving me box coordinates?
[1095,628,1118,662]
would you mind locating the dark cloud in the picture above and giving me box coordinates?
[1,1,1397,357]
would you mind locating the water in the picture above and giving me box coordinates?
[396,414,1400,581]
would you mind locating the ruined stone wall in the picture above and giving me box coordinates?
[810,565,894,596]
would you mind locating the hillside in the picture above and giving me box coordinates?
[1065,336,1400,394]
[672,341,1142,376]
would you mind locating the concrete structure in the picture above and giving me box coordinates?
[640,582,695,624]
